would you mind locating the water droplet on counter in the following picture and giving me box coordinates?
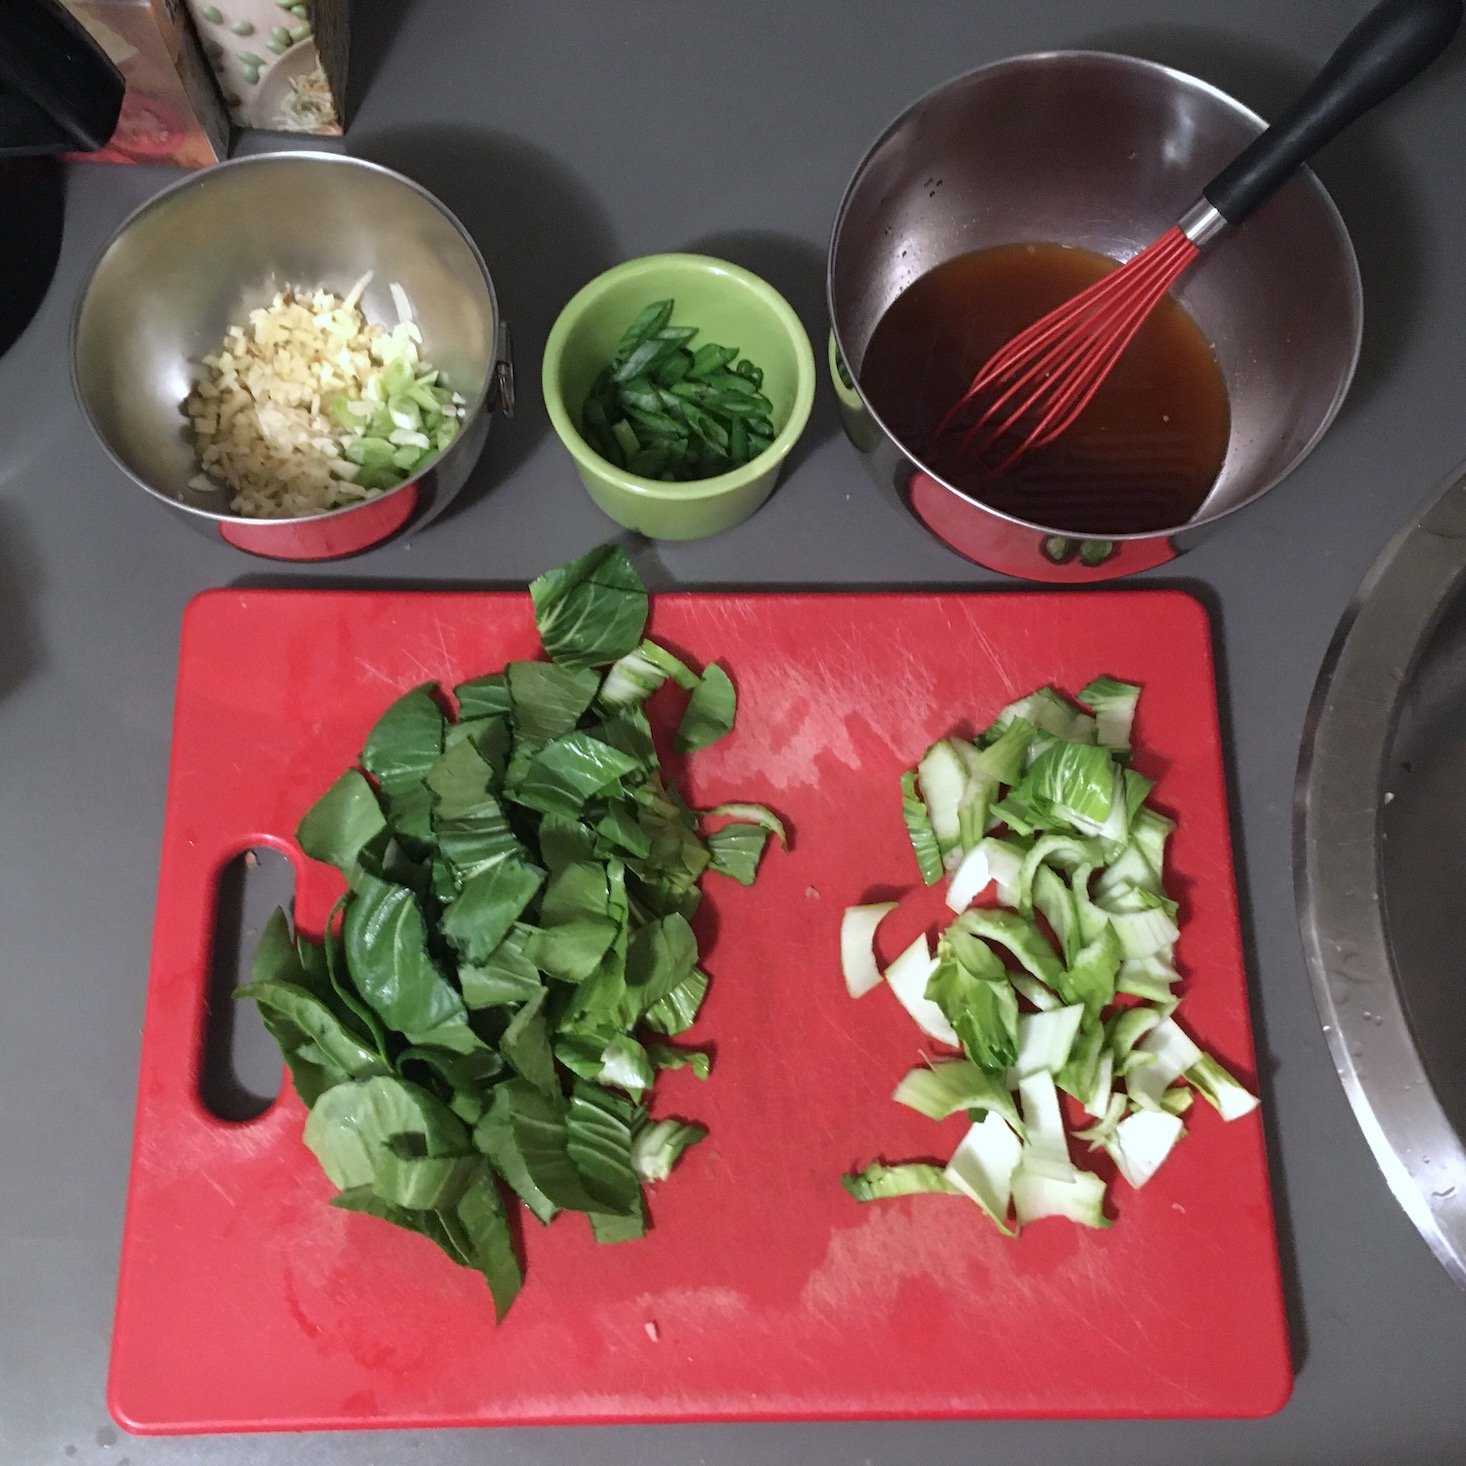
[96,1426,117,1448]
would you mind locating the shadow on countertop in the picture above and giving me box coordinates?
[350,124,619,524]
[225,529,682,596]
[344,0,420,122]
[0,504,44,708]
[1081,21,1438,429]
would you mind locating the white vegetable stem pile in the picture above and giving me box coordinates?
[841,678,1257,1234]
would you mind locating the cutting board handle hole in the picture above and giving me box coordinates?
[199,846,296,1123]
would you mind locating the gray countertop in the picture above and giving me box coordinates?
[3,1,1465,1462]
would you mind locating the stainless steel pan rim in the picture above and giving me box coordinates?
[1296,462,1466,1287]
[827,49,1364,546]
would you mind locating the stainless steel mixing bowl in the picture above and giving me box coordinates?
[1298,462,1466,1289]
[72,152,512,561]
[828,51,1363,582]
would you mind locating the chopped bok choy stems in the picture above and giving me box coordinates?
[841,679,1258,1236]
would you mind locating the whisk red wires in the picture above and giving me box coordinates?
[932,228,1201,476]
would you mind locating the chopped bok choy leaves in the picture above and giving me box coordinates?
[240,544,783,1320]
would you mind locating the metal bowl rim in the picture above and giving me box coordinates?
[69,150,502,528]
[826,48,1364,544]
[1294,459,1466,1289]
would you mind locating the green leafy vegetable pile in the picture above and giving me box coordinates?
[239,545,784,1318]
[842,679,1257,1234]
[580,299,776,481]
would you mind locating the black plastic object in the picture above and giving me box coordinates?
[0,0,124,156]
[1204,0,1461,225]
[0,1,123,360]
[0,158,65,357]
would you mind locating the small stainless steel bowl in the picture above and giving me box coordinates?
[72,152,513,561]
[828,51,1362,582]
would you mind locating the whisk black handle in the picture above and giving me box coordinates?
[1204,0,1461,226]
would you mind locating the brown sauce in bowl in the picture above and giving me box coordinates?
[859,243,1230,536]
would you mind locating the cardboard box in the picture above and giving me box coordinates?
[185,1,347,134]
[63,0,229,167]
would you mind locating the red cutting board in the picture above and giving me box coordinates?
[110,588,1290,1433]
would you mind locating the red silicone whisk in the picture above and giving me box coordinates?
[936,0,1462,475]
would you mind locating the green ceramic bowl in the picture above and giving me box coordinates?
[542,254,816,540]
